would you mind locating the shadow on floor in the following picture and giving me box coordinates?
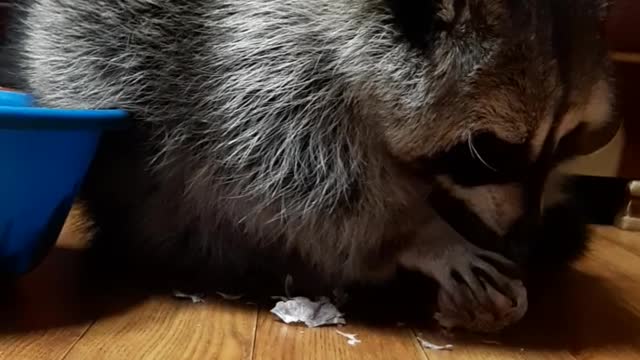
[1,248,638,355]
[448,269,640,352]
[0,247,149,334]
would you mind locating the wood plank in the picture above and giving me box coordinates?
[0,220,94,360]
[253,309,426,360]
[500,234,640,360]
[611,52,640,64]
[0,209,111,360]
[591,226,640,258]
[2,220,640,360]
[412,329,575,360]
[577,236,640,315]
[563,232,640,360]
[64,296,258,360]
[0,327,89,360]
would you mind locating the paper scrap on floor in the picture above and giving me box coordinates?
[216,292,244,300]
[336,330,361,346]
[417,337,454,351]
[173,290,205,303]
[482,339,502,345]
[270,296,346,328]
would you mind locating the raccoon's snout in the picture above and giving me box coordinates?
[434,177,526,231]
[431,175,589,273]
[429,179,526,255]
[430,175,550,263]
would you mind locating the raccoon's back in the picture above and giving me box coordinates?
[16,1,213,111]
[16,0,363,111]
[16,0,369,194]
[16,0,383,251]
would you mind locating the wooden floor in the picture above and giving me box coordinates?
[1,218,640,360]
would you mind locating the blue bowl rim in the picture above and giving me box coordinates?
[0,90,129,130]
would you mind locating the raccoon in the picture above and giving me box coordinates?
[10,0,618,332]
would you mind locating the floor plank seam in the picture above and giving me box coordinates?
[410,328,432,360]
[249,308,259,360]
[59,319,96,360]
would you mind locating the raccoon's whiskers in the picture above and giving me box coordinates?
[467,133,497,172]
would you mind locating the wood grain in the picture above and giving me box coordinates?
[1,225,640,359]
[592,226,640,257]
[0,327,90,360]
[569,237,640,359]
[413,331,575,360]
[64,297,258,360]
[253,310,426,360]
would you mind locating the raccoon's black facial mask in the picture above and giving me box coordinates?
[422,133,543,258]
[425,132,532,187]
[424,105,618,274]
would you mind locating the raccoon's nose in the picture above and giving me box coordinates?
[502,211,542,267]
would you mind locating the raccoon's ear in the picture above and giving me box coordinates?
[385,0,467,48]
[435,0,469,23]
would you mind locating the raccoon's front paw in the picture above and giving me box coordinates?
[431,246,528,333]
[400,236,527,333]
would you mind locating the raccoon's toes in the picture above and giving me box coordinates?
[433,249,528,333]
[398,212,528,333]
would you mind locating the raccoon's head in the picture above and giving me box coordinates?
[369,0,617,270]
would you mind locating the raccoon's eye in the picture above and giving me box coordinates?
[426,133,530,186]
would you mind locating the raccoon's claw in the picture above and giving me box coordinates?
[432,248,528,333]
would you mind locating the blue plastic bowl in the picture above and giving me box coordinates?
[0,90,128,276]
